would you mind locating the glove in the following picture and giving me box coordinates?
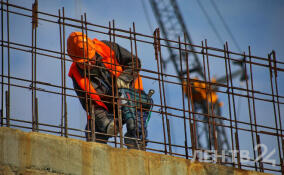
[117,77,130,89]
[117,71,135,89]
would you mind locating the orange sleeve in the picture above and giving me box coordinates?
[93,38,123,77]
[69,63,109,111]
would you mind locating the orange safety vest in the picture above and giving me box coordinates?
[68,39,143,111]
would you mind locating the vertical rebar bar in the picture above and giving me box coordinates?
[157,28,172,155]
[268,52,282,171]
[108,21,117,148]
[249,46,260,169]
[31,13,35,131]
[132,23,146,149]
[1,0,4,127]
[158,29,172,155]
[35,97,38,130]
[201,41,212,150]
[271,51,283,171]
[6,0,10,128]
[84,13,95,142]
[81,15,90,141]
[226,42,241,168]
[184,36,197,154]
[34,17,38,132]
[224,44,235,167]
[5,90,9,126]
[256,135,264,172]
[243,51,257,170]
[205,40,219,155]
[178,36,188,159]
[62,7,67,137]
[153,29,167,154]
[166,118,172,153]
[129,27,140,149]
[31,0,39,131]
[113,20,123,148]
[58,9,64,136]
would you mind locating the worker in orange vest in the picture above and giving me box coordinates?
[67,32,144,144]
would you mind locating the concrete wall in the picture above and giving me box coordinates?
[0,127,269,175]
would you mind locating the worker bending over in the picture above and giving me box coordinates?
[67,32,153,149]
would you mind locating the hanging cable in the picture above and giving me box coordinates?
[195,0,224,46]
[210,0,242,52]
[140,0,154,33]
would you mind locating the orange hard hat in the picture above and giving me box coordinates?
[67,32,96,63]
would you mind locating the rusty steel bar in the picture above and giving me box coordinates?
[178,36,188,159]
[80,15,90,141]
[34,15,38,131]
[272,51,284,172]
[58,9,64,137]
[131,26,141,148]
[256,135,264,172]
[166,118,172,154]
[83,12,94,141]
[1,73,283,136]
[129,27,140,149]
[226,42,241,168]
[132,22,146,149]
[5,0,10,128]
[35,97,39,130]
[2,1,284,68]
[268,51,283,173]
[248,46,262,169]
[205,40,219,152]
[184,33,197,155]
[157,28,172,155]
[113,20,124,148]
[282,139,284,174]
[109,21,118,148]
[0,1,284,172]
[224,44,235,167]
[1,0,4,127]
[201,41,212,150]
[62,7,67,137]
[1,38,284,103]
[153,29,167,154]
[243,51,257,171]
[5,90,9,126]
[31,16,35,131]
[84,12,95,142]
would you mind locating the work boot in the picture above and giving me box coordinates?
[106,120,116,136]
[124,131,139,149]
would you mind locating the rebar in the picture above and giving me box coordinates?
[0,1,283,174]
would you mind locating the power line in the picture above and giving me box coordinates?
[210,0,242,52]
[195,0,224,46]
[140,0,154,33]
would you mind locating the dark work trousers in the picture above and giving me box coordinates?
[72,77,116,143]
[85,108,114,143]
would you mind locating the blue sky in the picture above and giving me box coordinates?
[2,0,284,173]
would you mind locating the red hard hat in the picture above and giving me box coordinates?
[67,32,96,62]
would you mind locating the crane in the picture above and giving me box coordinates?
[149,0,233,153]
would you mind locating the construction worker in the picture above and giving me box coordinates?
[67,32,152,148]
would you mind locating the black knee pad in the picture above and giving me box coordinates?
[126,118,135,131]
[94,109,111,132]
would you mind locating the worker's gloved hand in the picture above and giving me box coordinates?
[117,77,130,89]
[117,73,133,89]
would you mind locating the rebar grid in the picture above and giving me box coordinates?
[0,1,283,174]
